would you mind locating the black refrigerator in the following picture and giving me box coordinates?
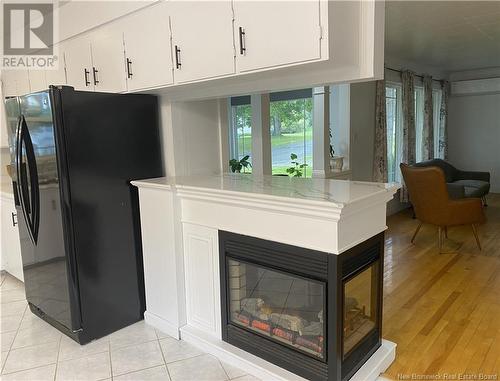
[4,86,163,344]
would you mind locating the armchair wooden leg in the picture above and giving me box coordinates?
[482,196,488,207]
[444,226,448,239]
[411,222,423,243]
[471,224,482,250]
[438,227,443,253]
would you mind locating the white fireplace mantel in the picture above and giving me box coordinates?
[132,174,399,254]
[131,175,399,381]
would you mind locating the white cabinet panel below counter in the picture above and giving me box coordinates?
[1,192,23,282]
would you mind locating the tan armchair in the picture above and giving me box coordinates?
[400,163,485,252]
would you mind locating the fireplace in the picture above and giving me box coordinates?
[219,231,384,381]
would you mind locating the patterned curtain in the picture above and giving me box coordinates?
[438,80,450,159]
[373,80,388,182]
[400,70,416,202]
[422,75,434,160]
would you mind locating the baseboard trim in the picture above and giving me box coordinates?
[181,325,305,381]
[353,340,396,381]
[144,311,180,340]
[180,325,396,381]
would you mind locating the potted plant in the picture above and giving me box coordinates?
[286,153,308,177]
[229,155,252,173]
[329,128,344,172]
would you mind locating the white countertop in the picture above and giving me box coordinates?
[132,174,399,207]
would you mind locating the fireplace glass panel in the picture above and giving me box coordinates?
[343,262,379,358]
[227,259,325,359]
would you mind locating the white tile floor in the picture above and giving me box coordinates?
[0,273,260,381]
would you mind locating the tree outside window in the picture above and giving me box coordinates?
[270,90,313,177]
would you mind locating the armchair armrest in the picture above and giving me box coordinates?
[446,183,465,199]
[455,170,490,182]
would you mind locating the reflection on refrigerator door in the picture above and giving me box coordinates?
[17,91,73,330]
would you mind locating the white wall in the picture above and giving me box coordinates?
[448,93,500,193]
[349,81,407,215]
[159,97,222,177]
[350,81,376,182]
[0,149,10,188]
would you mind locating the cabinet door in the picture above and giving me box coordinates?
[170,1,234,84]
[123,3,174,91]
[91,27,127,93]
[233,0,322,72]
[28,70,47,92]
[65,37,94,91]
[45,44,67,87]
[0,198,24,282]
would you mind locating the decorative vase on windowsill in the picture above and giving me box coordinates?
[330,156,344,172]
[329,128,344,172]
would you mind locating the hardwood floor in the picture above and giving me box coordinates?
[382,193,500,379]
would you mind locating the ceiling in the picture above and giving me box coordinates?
[385,1,500,75]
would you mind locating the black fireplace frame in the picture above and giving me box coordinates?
[219,231,385,381]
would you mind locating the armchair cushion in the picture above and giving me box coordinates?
[453,180,490,198]
[446,183,466,199]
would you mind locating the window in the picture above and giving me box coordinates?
[432,89,443,159]
[414,87,424,163]
[385,83,402,183]
[229,96,252,173]
[227,87,348,177]
[270,89,313,177]
[330,84,351,169]
[385,82,444,183]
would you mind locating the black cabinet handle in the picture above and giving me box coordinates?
[92,67,99,85]
[239,27,246,55]
[11,212,17,227]
[84,69,90,86]
[175,45,181,69]
[126,58,133,79]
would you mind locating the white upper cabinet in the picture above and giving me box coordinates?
[123,3,174,92]
[28,70,47,92]
[170,1,235,84]
[90,27,127,93]
[233,0,323,72]
[24,1,379,97]
[65,37,94,91]
[45,44,67,87]
[65,28,126,93]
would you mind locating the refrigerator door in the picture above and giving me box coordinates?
[49,86,162,342]
[10,91,82,332]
